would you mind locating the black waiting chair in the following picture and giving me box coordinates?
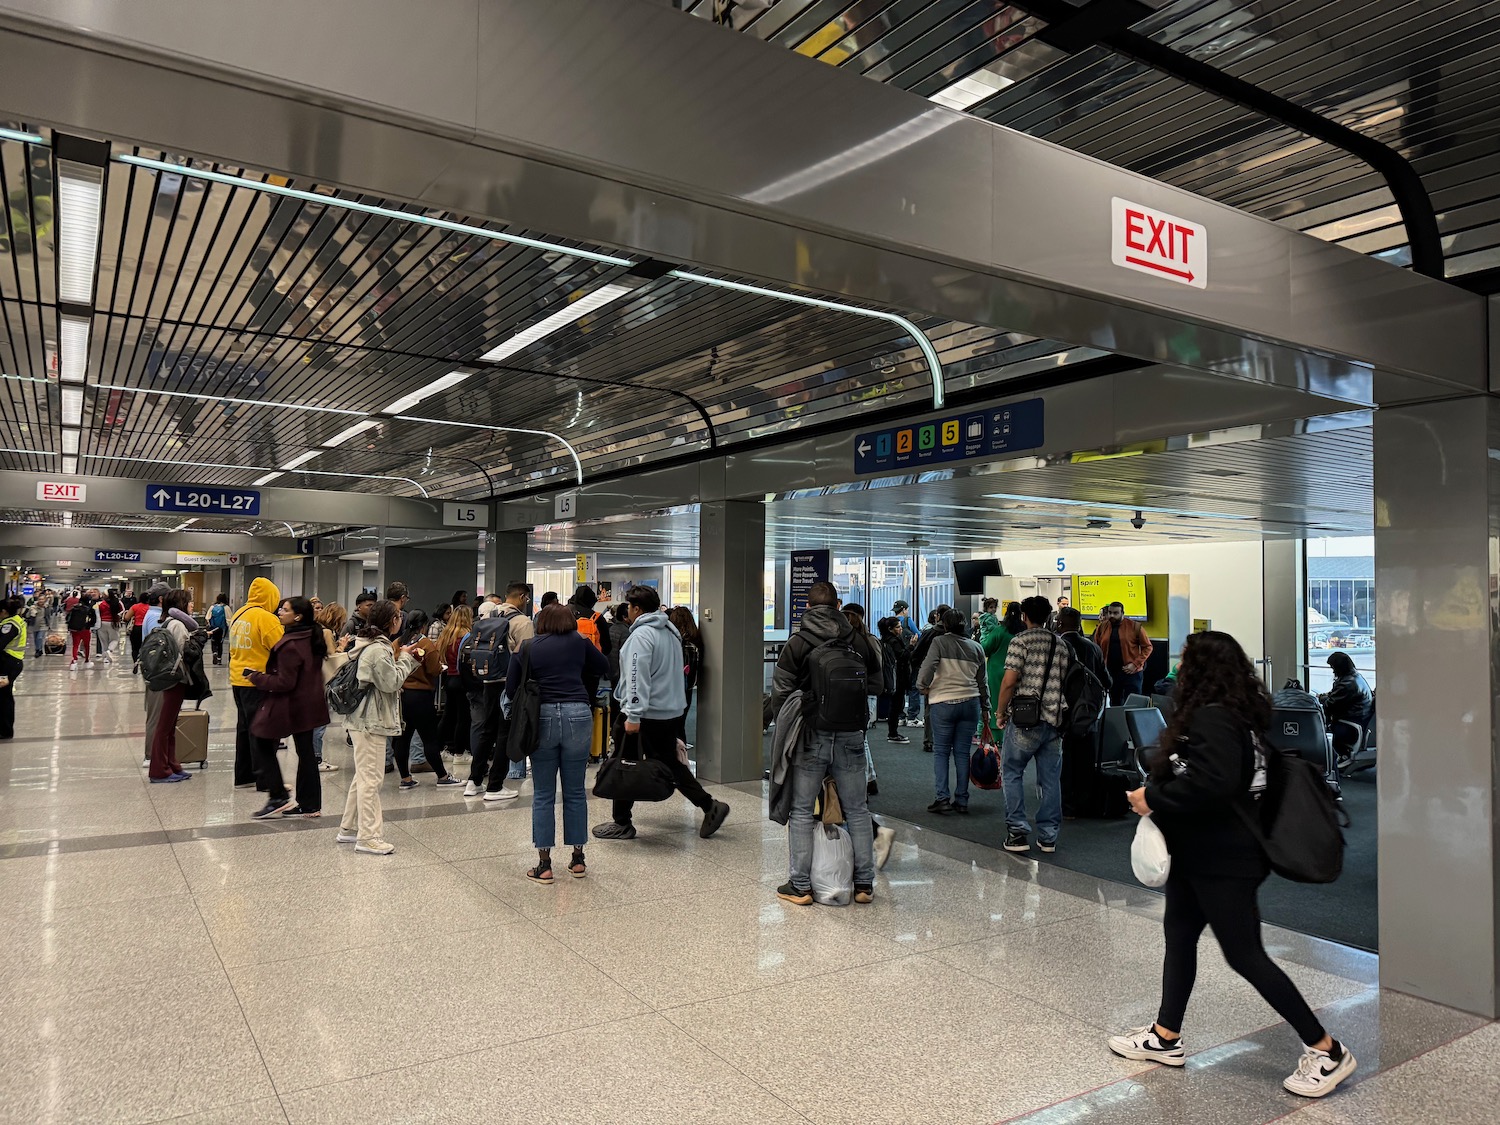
[1150,694,1176,724]
[1335,694,1377,776]
[1124,693,1153,710]
[1096,706,1137,782]
[1125,707,1167,780]
[1269,707,1339,793]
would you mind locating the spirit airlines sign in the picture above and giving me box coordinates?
[1111,198,1207,289]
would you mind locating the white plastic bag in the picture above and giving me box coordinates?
[810,823,854,906]
[1131,815,1171,888]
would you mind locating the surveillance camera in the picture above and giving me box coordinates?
[1131,511,1146,530]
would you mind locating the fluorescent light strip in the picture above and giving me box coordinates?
[0,127,46,145]
[82,453,429,497]
[60,427,80,455]
[929,71,1014,111]
[56,163,103,305]
[323,419,378,447]
[61,511,73,527]
[116,155,635,267]
[59,315,90,384]
[382,372,470,415]
[253,472,283,486]
[478,284,633,363]
[394,414,583,485]
[981,492,1255,522]
[0,445,53,455]
[91,382,367,417]
[280,451,320,471]
[668,270,945,409]
[61,386,83,426]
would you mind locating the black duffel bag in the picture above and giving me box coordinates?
[504,643,541,763]
[593,728,676,803]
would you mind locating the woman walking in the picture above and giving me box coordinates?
[915,608,990,815]
[435,603,473,758]
[391,610,460,789]
[66,594,96,670]
[337,600,416,855]
[512,603,609,884]
[96,589,122,664]
[146,589,209,783]
[246,596,329,819]
[208,593,231,665]
[1110,630,1355,1099]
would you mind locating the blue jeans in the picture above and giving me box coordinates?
[905,688,922,720]
[530,702,592,849]
[929,697,980,808]
[1002,720,1064,843]
[787,729,875,890]
[312,725,325,762]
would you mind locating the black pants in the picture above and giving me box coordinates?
[261,729,321,811]
[210,629,224,664]
[611,716,713,826]
[233,685,275,788]
[922,698,934,752]
[466,681,511,790]
[1157,870,1326,1045]
[879,691,902,738]
[1109,670,1144,707]
[436,677,470,754]
[393,689,448,780]
[0,659,19,739]
[129,625,143,669]
[1060,729,1095,817]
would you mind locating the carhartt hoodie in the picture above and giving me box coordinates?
[229,577,284,687]
[614,610,687,722]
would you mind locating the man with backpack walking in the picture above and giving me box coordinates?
[66,595,97,670]
[465,581,535,799]
[769,581,882,905]
[995,596,1073,854]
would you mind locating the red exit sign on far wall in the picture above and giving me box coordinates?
[37,481,87,503]
[1112,197,1207,289]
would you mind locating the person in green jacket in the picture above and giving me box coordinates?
[979,600,1025,741]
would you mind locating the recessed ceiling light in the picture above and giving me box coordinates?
[56,162,103,305]
[478,284,634,364]
[322,419,378,447]
[930,70,1014,111]
[382,372,470,415]
[280,451,319,471]
[59,315,90,385]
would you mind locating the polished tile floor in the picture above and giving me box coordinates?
[1,653,1495,1123]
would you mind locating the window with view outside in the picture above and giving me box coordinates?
[1305,538,1374,693]
[865,555,913,626]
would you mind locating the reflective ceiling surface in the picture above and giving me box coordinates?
[687,0,1500,281]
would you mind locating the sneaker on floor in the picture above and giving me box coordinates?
[1283,1043,1356,1098]
[853,884,874,904]
[149,774,189,784]
[889,734,911,744]
[463,780,483,797]
[951,802,968,814]
[1003,831,1030,852]
[874,825,897,870]
[68,662,77,671]
[170,772,192,782]
[141,757,151,769]
[355,838,396,855]
[699,800,730,839]
[483,787,518,801]
[233,782,257,789]
[1108,1026,1186,1067]
[1037,838,1057,853]
[335,830,357,843]
[592,821,636,840]
[776,882,813,906]
[318,761,339,772]
[435,776,462,787]
[926,797,952,814]
[252,797,297,819]
[83,661,95,669]
[398,778,419,790]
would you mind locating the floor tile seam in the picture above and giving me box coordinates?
[639,1012,820,1124]
[267,1009,656,1098]
[214,917,552,975]
[648,944,928,1017]
[139,1094,291,1125]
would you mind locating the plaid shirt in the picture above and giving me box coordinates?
[1003,626,1072,727]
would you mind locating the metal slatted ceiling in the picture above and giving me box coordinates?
[686,0,1500,279]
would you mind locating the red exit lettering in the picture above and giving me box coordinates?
[1112,198,1208,289]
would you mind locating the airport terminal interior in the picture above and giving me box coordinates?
[3,1,1500,1122]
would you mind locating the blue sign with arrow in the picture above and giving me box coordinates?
[853,397,1044,475]
[145,484,261,516]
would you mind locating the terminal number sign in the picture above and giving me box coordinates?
[853,397,1044,475]
[94,550,142,563]
[145,484,261,516]
[1111,197,1207,289]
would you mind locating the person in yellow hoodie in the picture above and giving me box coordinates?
[230,577,284,789]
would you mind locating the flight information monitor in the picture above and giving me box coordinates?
[1073,575,1148,619]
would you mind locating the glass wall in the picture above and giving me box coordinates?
[1305,537,1374,692]
[667,563,699,612]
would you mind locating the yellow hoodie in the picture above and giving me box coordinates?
[229,577,284,687]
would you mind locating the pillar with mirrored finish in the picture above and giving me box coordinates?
[695,499,766,783]
[1373,397,1500,1017]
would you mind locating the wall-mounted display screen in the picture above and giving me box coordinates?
[1073,574,1148,618]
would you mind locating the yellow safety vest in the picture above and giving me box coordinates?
[2,614,24,662]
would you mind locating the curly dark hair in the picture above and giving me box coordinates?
[1152,631,1270,777]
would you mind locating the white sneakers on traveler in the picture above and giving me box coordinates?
[1107,1026,1186,1067]
[483,786,518,801]
[1108,1026,1355,1098]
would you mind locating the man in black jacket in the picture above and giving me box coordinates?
[1056,606,1108,818]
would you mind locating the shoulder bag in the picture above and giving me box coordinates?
[503,641,541,763]
[593,728,676,803]
[1010,633,1058,729]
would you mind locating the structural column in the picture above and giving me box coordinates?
[696,500,765,783]
[1373,397,1500,1016]
[484,523,528,599]
[1261,539,1306,690]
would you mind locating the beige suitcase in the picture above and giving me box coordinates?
[176,706,210,769]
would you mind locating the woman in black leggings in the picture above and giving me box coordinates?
[1110,631,1356,1101]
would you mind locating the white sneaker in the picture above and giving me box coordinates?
[1107,1026,1186,1067]
[463,780,482,797]
[355,838,395,855]
[874,825,897,870]
[335,831,357,843]
[83,661,95,669]
[483,787,518,801]
[69,662,77,671]
[142,757,151,769]
[318,761,339,772]
[1283,1043,1356,1098]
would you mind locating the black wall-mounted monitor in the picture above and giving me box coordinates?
[953,558,1003,595]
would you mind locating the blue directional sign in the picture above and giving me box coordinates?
[94,550,141,563]
[853,397,1044,475]
[145,484,261,516]
[21,585,34,596]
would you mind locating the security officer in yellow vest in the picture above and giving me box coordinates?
[1,595,27,740]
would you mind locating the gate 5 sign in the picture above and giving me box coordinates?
[1111,198,1207,288]
[853,398,1044,475]
[145,484,261,516]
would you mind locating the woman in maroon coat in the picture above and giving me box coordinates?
[248,596,330,818]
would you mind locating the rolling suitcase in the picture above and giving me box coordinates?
[176,704,210,769]
[44,632,66,655]
[590,705,607,760]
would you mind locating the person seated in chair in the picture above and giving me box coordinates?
[1319,652,1372,761]
[1272,677,1319,711]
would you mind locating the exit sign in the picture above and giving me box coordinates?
[37,480,87,503]
[1112,198,1207,289]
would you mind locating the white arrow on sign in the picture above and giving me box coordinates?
[857,441,871,456]
[153,488,171,503]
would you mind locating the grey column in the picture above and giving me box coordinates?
[1374,397,1500,1016]
[313,551,340,603]
[696,500,766,783]
[484,524,528,598]
[1262,539,1306,690]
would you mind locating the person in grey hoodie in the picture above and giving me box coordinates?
[592,585,730,841]
[916,608,991,815]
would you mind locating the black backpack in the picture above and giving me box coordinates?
[325,647,374,716]
[460,616,512,683]
[1235,732,1347,884]
[138,625,183,691]
[1062,660,1107,737]
[67,604,92,632]
[804,637,869,732]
